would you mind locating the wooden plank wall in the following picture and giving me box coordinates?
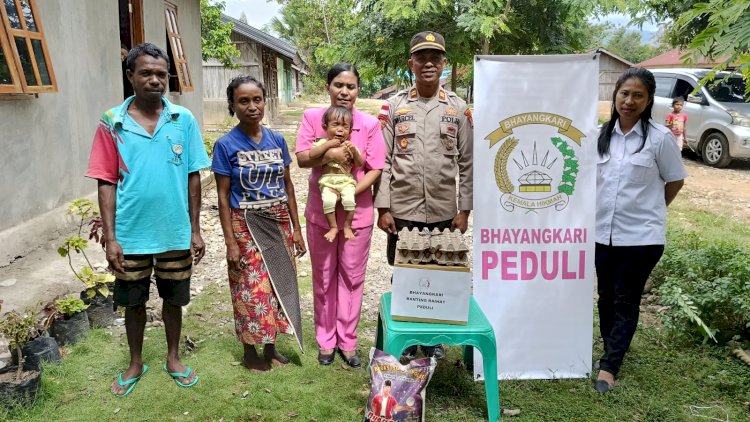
[203,41,263,99]
[599,55,631,101]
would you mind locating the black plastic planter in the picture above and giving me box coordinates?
[50,311,89,346]
[0,366,40,407]
[82,293,114,328]
[10,336,61,371]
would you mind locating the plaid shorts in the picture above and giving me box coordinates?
[113,250,192,307]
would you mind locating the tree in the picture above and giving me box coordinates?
[270,0,359,90]
[678,0,750,97]
[623,0,706,47]
[347,0,609,81]
[455,0,512,55]
[200,0,240,68]
[603,27,661,64]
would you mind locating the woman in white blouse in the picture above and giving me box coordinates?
[594,68,687,393]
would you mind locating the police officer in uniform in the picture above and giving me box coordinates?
[374,31,473,359]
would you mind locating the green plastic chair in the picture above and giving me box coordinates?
[375,292,500,422]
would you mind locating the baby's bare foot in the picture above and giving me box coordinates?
[324,227,338,242]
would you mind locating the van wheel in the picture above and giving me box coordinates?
[702,133,731,168]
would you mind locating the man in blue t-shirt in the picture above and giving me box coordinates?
[86,43,211,397]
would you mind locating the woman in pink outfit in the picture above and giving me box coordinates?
[296,63,386,368]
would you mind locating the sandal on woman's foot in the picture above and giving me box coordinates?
[338,349,361,368]
[318,351,335,365]
[594,380,613,394]
[113,364,149,397]
[163,364,199,387]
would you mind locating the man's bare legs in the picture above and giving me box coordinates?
[111,305,146,395]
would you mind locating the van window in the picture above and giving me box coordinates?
[673,79,695,100]
[655,77,675,98]
[706,76,749,103]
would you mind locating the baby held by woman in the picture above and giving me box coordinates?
[309,106,363,242]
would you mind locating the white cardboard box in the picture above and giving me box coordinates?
[391,263,471,325]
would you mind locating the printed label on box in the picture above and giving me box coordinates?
[391,264,471,324]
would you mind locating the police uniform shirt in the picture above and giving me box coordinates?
[374,86,473,223]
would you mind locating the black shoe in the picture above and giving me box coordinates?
[422,345,445,360]
[594,380,612,394]
[339,349,361,368]
[317,351,334,366]
[401,345,418,359]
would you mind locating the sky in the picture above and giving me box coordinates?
[223,0,281,30]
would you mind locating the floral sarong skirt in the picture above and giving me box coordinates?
[229,206,294,345]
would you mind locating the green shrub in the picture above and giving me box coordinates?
[652,230,750,344]
[57,199,114,299]
[0,305,36,379]
[203,132,223,158]
[54,296,88,318]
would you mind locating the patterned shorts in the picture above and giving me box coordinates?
[113,250,192,307]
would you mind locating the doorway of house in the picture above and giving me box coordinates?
[119,0,144,99]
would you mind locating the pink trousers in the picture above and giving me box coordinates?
[307,222,373,352]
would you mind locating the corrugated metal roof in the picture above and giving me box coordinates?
[221,14,297,61]
[636,48,726,68]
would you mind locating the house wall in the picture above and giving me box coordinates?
[262,47,280,121]
[0,0,203,265]
[143,0,203,127]
[203,36,263,126]
[599,55,631,101]
[293,69,305,98]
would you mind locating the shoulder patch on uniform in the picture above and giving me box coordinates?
[409,88,417,99]
[378,104,390,129]
[438,90,446,102]
[464,108,474,129]
[378,104,390,128]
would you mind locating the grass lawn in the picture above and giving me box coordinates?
[3,276,748,421]
[668,196,750,248]
[3,205,749,420]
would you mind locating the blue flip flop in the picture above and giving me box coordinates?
[114,364,149,397]
[163,364,199,388]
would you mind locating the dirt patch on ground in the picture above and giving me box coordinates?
[679,152,750,220]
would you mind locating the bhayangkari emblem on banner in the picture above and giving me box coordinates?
[485,112,584,213]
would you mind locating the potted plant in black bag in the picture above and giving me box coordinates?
[9,302,61,372]
[58,198,115,328]
[48,296,89,346]
[0,302,43,406]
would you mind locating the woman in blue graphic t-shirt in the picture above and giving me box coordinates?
[211,76,306,371]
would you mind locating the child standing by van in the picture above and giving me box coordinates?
[666,97,688,149]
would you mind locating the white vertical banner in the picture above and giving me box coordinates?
[472,54,599,380]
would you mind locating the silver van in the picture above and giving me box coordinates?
[649,68,750,167]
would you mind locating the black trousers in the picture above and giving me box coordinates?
[386,218,453,266]
[595,242,664,376]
